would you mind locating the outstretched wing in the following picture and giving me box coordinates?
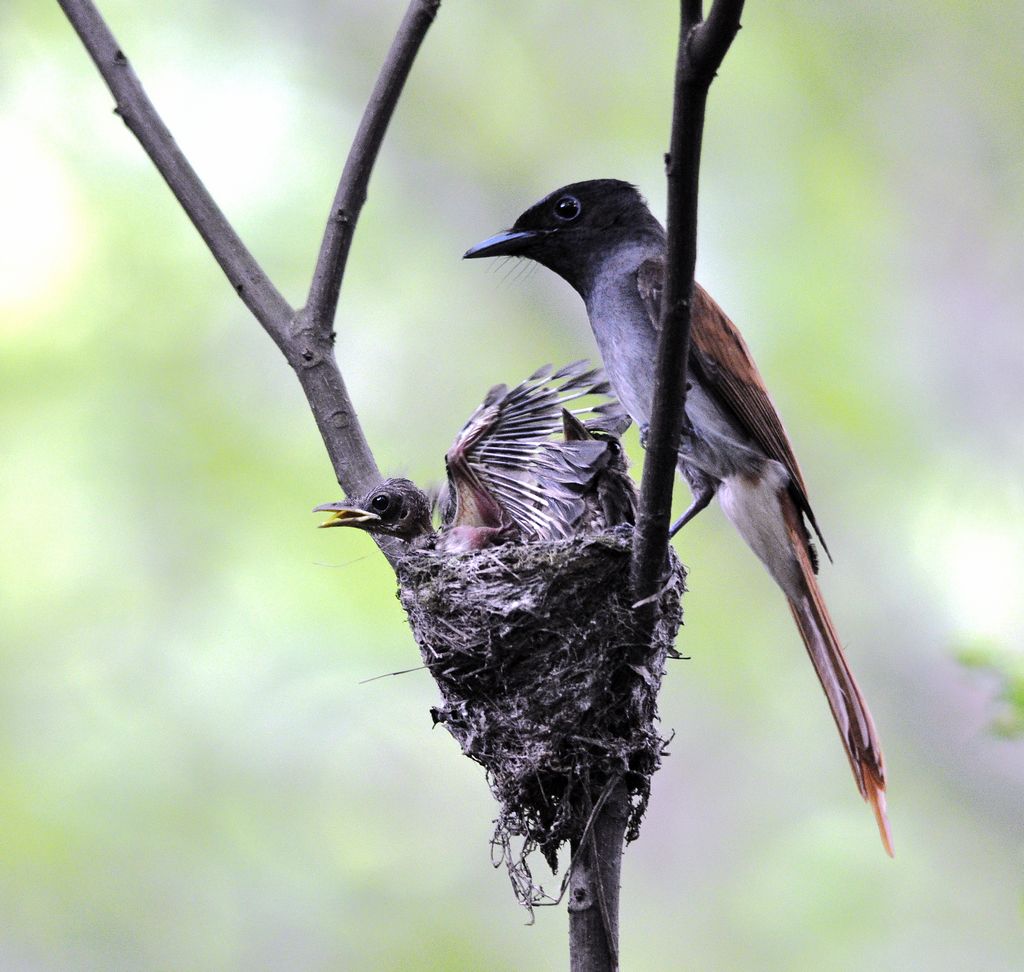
[636,257,829,559]
[445,361,614,540]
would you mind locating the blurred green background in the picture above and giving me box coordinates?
[3,1,1022,969]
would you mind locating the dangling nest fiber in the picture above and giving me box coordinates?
[395,526,685,905]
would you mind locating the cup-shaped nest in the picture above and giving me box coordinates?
[396,526,685,902]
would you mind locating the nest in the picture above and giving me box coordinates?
[395,526,685,906]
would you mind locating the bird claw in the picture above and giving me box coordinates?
[639,421,696,455]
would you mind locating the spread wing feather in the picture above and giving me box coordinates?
[445,361,615,540]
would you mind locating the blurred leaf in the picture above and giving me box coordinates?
[958,638,1024,737]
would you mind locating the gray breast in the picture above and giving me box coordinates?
[584,250,661,423]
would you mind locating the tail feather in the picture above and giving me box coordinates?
[781,497,894,857]
[715,472,893,855]
[864,763,895,859]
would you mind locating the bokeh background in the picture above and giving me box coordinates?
[3,1,1022,968]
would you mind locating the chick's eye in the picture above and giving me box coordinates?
[554,195,581,221]
[371,494,391,513]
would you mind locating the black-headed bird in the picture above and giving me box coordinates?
[464,180,892,855]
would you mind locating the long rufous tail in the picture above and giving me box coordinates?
[781,495,894,857]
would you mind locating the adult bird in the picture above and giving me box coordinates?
[464,180,893,855]
[314,361,631,553]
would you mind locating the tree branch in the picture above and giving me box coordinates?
[58,0,443,554]
[304,0,441,341]
[568,783,629,972]
[568,6,746,965]
[690,0,746,73]
[630,0,746,601]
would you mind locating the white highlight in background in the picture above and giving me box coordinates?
[0,121,83,322]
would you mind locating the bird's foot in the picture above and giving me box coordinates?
[639,421,696,454]
[668,483,714,538]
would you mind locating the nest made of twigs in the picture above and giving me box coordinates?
[395,526,685,906]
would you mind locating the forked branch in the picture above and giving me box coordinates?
[56,0,440,527]
[630,0,746,602]
[585,3,744,964]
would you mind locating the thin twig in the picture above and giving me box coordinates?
[304,0,441,341]
[630,0,746,602]
[358,665,427,685]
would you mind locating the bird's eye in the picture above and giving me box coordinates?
[371,494,391,513]
[553,195,581,222]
